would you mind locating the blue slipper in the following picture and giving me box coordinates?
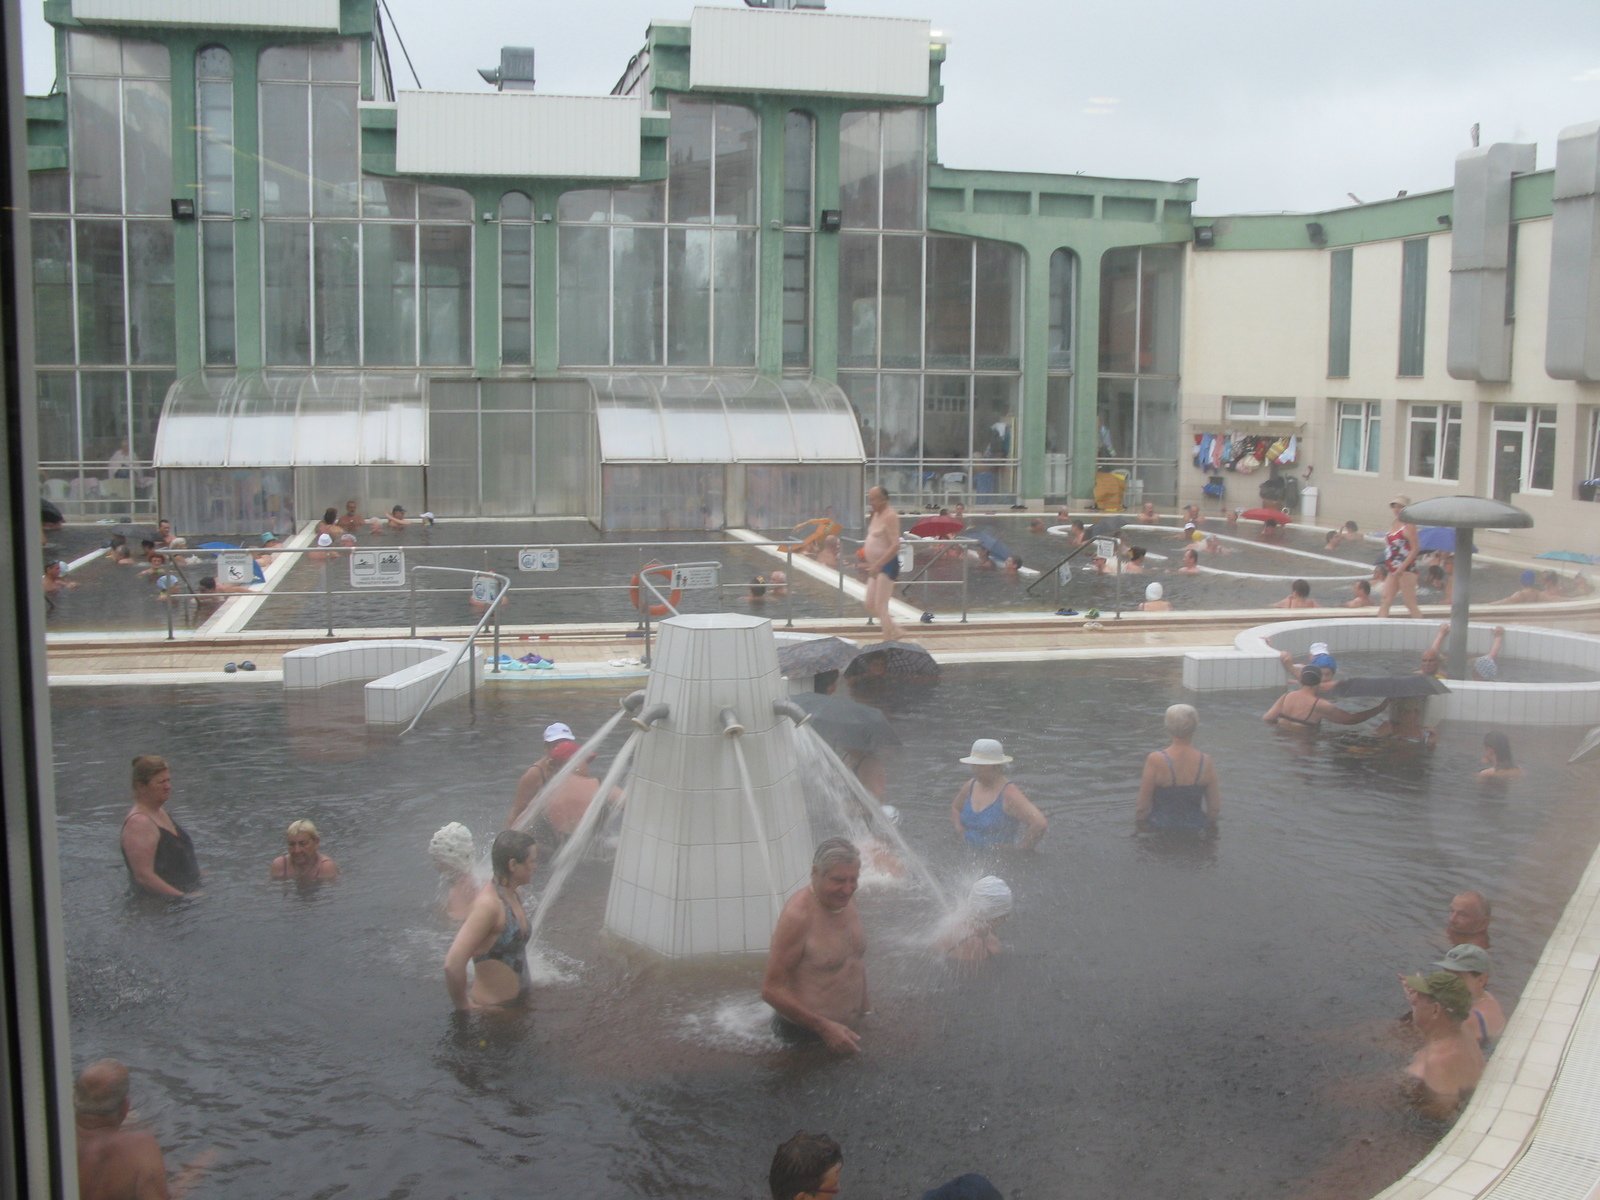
[223,662,238,673]
[239,661,256,671]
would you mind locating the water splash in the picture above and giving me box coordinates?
[729,734,787,923]
[679,996,784,1053]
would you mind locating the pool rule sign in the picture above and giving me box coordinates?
[518,547,559,572]
[216,552,254,587]
[349,548,406,587]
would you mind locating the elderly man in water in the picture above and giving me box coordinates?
[1433,944,1505,1043]
[1446,890,1492,950]
[75,1058,209,1200]
[1399,970,1485,1119]
[270,819,339,882]
[763,838,869,1054]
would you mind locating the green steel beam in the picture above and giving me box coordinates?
[166,33,200,377]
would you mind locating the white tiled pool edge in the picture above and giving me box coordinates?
[282,638,485,725]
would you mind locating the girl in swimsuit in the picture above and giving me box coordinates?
[1377,496,1422,618]
[1135,704,1220,832]
[950,739,1047,850]
[444,830,537,1010]
[1262,670,1387,732]
[120,755,200,898]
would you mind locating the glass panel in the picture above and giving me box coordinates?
[713,230,758,367]
[313,223,359,365]
[1140,244,1182,375]
[429,378,478,411]
[558,224,609,365]
[922,374,970,463]
[1409,413,1436,478]
[119,38,169,79]
[558,188,610,223]
[601,464,723,531]
[499,191,532,222]
[613,182,664,224]
[879,374,921,480]
[838,111,880,229]
[68,31,121,75]
[880,234,922,368]
[417,186,472,221]
[925,237,971,368]
[197,46,232,80]
[419,225,472,365]
[31,219,74,364]
[1492,428,1523,501]
[1328,248,1352,377]
[1045,373,1072,457]
[657,377,732,461]
[1399,238,1428,376]
[311,85,360,217]
[783,111,813,228]
[258,45,309,82]
[35,372,79,462]
[75,220,125,364]
[480,412,533,516]
[1532,420,1557,491]
[309,40,359,82]
[500,220,532,366]
[362,223,415,366]
[197,77,234,215]
[1098,247,1139,374]
[1441,410,1461,481]
[837,233,878,368]
[613,226,664,366]
[1337,409,1361,471]
[362,176,414,219]
[479,380,530,411]
[262,221,311,364]
[70,76,122,214]
[130,370,170,462]
[1493,405,1527,423]
[426,409,479,515]
[79,371,128,465]
[593,376,666,459]
[121,77,173,215]
[1097,377,1136,459]
[667,227,711,366]
[31,169,70,213]
[782,232,810,368]
[1266,398,1297,418]
[125,221,174,364]
[259,83,309,216]
[879,108,924,231]
[535,408,592,514]
[973,376,1016,497]
[1135,377,1178,460]
[975,240,1022,370]
[713,104,758,226]
[202,221,235,365]
[667,96,712,224]
[839,372,879,455]
[1364,405,1381,473]
[1048,248,1075,371]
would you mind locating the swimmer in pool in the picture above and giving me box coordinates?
[1122,546,1147,574]
[429,822,479,922]
[1432,944,1505,1043]
[1371,694,1436,745]
[935,875,1013,963]
[507,722,579,829]
[1490,570,1545,605]
[537,745,623,844]
[1324,521,1360,549]
[1478,731,1521,781]
[444,829,537,1010]
[768,569,788,598]
[1136,703,1221,832]
[270,818,339,882]
[337,499,364,534]
[762,838,869,1054]
[815,535,840,570]
[1447,891,1492,950]
[74,1058,211,1200]
[1269,639,1338,688]
[1139,581,1171,612]
[862,486,905,641]
[951,739,1047,850]
[1178,547,1202,574]
[1262,669,1387,732]
[1342,579,1374,607]
[748,575,769,602]
[1029,517,1046,534]
[121,755,201,899]
[1270,578,1319,609]
[1398,970,1484,1120]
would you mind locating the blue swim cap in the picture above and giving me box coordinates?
[1310,653,1337,670]
[1520,570,1536,585]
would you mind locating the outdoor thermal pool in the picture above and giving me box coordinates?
[52,659,1600,1200]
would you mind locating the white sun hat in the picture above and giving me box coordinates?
[960,738,1013,765]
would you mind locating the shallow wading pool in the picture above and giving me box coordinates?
[53,660,1600,1199]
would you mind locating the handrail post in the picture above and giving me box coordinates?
[165,586,174,641]
[323,559,333,637]
[409,569,417,638]
[491,587,501,673]
[961,538,969,624]
[785,546,794,628]
[837,541,845,618]
[468,632,477,713]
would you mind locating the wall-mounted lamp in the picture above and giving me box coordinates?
[540,213,553,223]
[170,198,195,221]
[818,209,841,232]
[481,211,495,223]
[1193,225,1215,248]
[1437,214,1452,227]
[1305,221,1327,246]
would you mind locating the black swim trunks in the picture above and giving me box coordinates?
[879,556,901,581]
[771,1013,822,1047]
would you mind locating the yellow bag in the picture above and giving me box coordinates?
[1094,470,1128,511]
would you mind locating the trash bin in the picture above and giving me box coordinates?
[1301,485,1319,520]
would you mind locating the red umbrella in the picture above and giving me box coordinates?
[1241,507,1292,526]
[910,516,965,539]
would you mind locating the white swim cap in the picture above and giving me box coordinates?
[1145,582,1164,601]
[879,804,901,825]
[1309,642,1330,657]
[428,822,474,872]
[316,532,333,547]
[968,875,1013,920]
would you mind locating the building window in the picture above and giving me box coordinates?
[67,31,172,217]
[1224,397,1297,421]
[783,110,814,229]
[1048,248,1076,371]
[1096,244,1182,505]
[782,111,814,367]
[1328,247,1352,378]
[1406,403,1461,481]
[258,41,359,218]
[499,191,533,366]
[1336,400,1381,473]
[1582,409,1600,500]
[1399,237,1428,377]
[1490,405,1557,499]
[839,108,925,232]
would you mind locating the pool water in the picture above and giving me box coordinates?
[52,659,1600,1199]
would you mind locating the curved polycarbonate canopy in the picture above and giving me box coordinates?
[1400,495,1534,529]
[586,374,864,464]
[154,372,430,468]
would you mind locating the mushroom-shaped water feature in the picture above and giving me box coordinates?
[1399,495,1533,679]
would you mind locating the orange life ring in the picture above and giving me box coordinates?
[629,565,681,616]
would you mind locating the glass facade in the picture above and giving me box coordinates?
[428,379,594,517]
[1096,244,1182,506]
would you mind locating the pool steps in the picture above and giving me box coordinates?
[282,638,486,725]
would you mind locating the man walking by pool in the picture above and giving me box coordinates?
[862,485,905,642]
[763,838,868,1054]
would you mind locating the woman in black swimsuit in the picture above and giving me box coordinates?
[444,830,537,1011]
[120,755,200,898]
[1262,669,1388,732]
[1135,704,1221,832]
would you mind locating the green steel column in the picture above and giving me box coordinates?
[166,35,201,376]
[810,103,840,383]
[471,184,499,374]
[531,184,560,373]
[1070,248,1102,501]
[1017,243,1052,500]
[232,40,262,371]
[756,100,785,377]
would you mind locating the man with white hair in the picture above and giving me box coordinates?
[936,876,1013,962]
[763,838,869,1054]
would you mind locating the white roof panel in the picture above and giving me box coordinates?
[688,7,931,100]
[72,0,340,30]
[395,92,641,179]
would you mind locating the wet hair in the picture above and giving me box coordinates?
[813,669,839,694]
[1483,731,1514,767]
[1291,579,1310,598]
[157,517,170,528]
[1007,556,1023,569]
[286,819,319,840]
[1355,580,1371,597]
[812,836,860,874]
[198,576,217,590]
[1455,889,1491,918]
[769,1131,842,1200]
[45,559,62,573]
[108,534,126,550]
[73,1059,130,1117]
[1069,520,1085,532]
[1343,521,1359,534]
[749,576,767,598]
[1300,667,1323,688]
[323,507,338,525]
[130,754,168,789]
[1164,703,1199,740]
[490,829,537,879]
[140,539,155,551]
[1182,548,1199,565]
[1324,530,1341,546]
[1128,547,1146,562]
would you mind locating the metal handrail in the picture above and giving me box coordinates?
[398,566,509,738]
[837,534,974,625]
[634,560,721,665]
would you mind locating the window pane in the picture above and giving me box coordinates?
[667,227,710,366]
[975,240,1022,370]
[35,372,78,462]
[262,221,311,363]
[1135,377,1178,460]
[1097,377,1135,458]
[974,375,1016,458]
[311,85,360,217]
[1409,414,1437,478]
[31,169,70,213]
[202,221,235,365]
[880,373,920,463]
[500,221,532,366]
[130,370,171,461]
[362,223,415,365]
[839,372,878,455]
[922,374,970,460]
[881,234,922,368]
[119,38,169,80]
[499,190,532,222]
[559,224,609,365]
[925,237,971,368]
[313,223,359,364]
[1441,414,1461,481]
[1399,238,1428,376]
[879,108,924,231]
[427,409,478,515]
[558,188,610,223]
[1337,414,1360,471]
[126,220,174,364]
[1532,424,1556,491]
[1493,405,1526,423]
[1266,399,1297,418]
[1365,407,1381,473]
[75,220,125,364]
[68,31,121,75]
[1098,247,1138,374]
[197,46,232,80]
[309,40,359,82]
[536,407,593,514]
[782,231,809,368]
[197,77,234,215]
[1048,248,1075,371]
[1139,244,1182,375]
[838,111,880,229]
[260,83,309,216]
[783,111,813,228]
[712,229,757,366]
[417,186,472,221]
[79,371,128,465]
[668,96,712,224]
[713,104,758,226]
[70,76,122,214]
[258,45,309,81]
[613,226,663,365]
[612,181,663,224]
[480,412,533,516]
[122,78,172,215]
[362,176,415,219]
[31,219,74,364]
[837,233,877,368]
[1045,373,1072,457]
[1328,248,1352,377]
[419,225,472,365]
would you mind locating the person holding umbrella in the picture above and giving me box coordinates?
[950,739,1047,850]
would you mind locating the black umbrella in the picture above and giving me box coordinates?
[1328,675,1450,699]
[776,636,861,677]
[1088,515,1136,539]
[789,691,901,754]
[844,641,939,680]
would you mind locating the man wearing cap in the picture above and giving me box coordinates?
[1434,944,1504,1043]
[1446,890,1492,951]
[1399,970,1485,1118]
[507,722,579,830]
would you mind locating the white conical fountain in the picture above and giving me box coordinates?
[603,613,814,957]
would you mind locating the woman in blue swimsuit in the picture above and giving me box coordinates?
[445,830,537,1010]
[1135,704,1221,832]
[951,739,1048,850]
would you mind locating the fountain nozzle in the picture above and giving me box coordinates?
[719,708,745,738]
[771,699,812,727]
[620,690,647,714]
[630,701,671,732]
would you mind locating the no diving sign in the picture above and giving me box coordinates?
[349,548,406,588]
[216,551,255,587]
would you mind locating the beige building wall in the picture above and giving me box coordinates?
[1179,218,1600,555]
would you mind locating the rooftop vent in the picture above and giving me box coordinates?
[478,46,536,91]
